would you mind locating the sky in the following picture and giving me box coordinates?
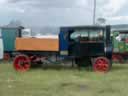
[0,0,128,27]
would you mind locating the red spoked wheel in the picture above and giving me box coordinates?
[112,54,123,63]
[93,57,110,73]
[13,55,31,72]
[4,53,10,61]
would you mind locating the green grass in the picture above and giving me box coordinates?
[0,62,128,96]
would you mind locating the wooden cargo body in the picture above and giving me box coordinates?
[15,38,59,52]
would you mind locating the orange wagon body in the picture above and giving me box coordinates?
[15,38,59,52]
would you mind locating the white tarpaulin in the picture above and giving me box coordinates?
[33,34,58,39]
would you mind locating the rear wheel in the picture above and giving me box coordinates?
[93,57,111,72]
[13,54,31,72]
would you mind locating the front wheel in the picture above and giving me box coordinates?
[92,57,111,73]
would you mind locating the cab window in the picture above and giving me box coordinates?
[89,30,104,41]
[70,30,88,41]
[70,29,104,42]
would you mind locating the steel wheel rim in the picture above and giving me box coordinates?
[94,58,109,72]
[14,55,31,72]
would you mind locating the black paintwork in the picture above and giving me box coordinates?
[61,25,112,59]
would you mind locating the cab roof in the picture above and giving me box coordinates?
[60,25,107,30]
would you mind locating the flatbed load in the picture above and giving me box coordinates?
[15,37,59,52]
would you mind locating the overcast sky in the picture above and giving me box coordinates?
[0,0,128,27]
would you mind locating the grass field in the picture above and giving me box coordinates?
[0,62,128,96]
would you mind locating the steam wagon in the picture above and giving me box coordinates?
[1,26,24,60]
[111,24,128,63]
[13,25,112,72]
